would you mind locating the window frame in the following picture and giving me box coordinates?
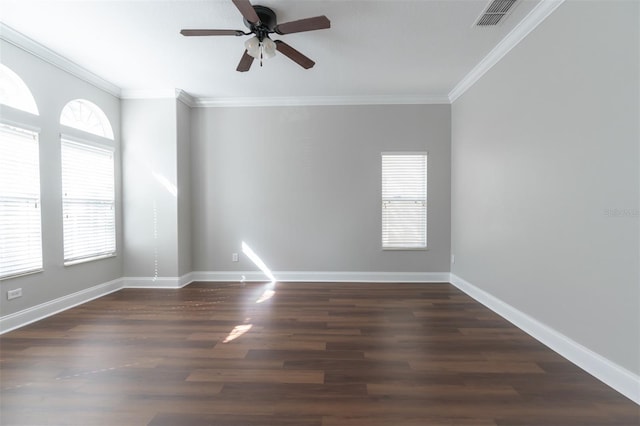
[60,99,113,139]
[60,129,117,266]
[0,64,40,116]
[0,122,44,280]
[381,151,428,251]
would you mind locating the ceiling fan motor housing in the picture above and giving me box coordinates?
[244,5,277,38]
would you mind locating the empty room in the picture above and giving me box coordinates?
[0,0,638,425]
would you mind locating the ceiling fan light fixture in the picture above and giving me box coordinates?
[262,37,276,58]
[244,36,276,61]
[244,36,261,58]
[181,1,331,72]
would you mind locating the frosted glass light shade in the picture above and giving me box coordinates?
[244,36,261,58]
[244,36,277,60]
[262,38,276,58]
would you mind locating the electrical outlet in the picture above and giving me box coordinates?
[451,254,455,264]
[7,288,22,300]
[232,253,239,262]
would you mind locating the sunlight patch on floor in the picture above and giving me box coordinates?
[255,289,275,303]
[222,324,253,343]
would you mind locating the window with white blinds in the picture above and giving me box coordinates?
[61,139,115,264]
[382,153,427,249]
[0,124,43,279]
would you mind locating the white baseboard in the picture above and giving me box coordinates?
[7,270,635,406]
[191,271,264,282]
[450,273,640,405]
[191,270,450,283]
[179,272,194,287]
[0,271,443,334]
[0,273,196,333]
[122,274,193,289]
[0,278,123,334]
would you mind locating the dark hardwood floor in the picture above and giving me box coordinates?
[1,282,638,425]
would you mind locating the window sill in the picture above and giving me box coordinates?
[0,268,44,281]
[382,247,429,251]
[64,253,116,267]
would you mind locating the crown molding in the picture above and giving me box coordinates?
[448,0,565,103]
[1,0,565,109]
[119,89,197,107]
[119,89,177,100]
[176,89,196,107]
[0,23,121,98]
[0,23,447,107]
[192,94,451,108]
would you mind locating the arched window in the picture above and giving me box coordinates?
[0,64,39,115]
[0,65,42,278]
[59,100,116,264]
[60,99,114,140]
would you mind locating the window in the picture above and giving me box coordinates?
[0,66,42,279]
[61,140,115,264]
[381,153,427,249]
[60,99,115,265]
[60,99,113,139]
[0,64,39,115]
[0,124,43,279]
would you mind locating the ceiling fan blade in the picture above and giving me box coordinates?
[274,40,315,69]
[275,16,330,35]
[236,50,254,72]
[232,0,260,25]
[180,29,245,36]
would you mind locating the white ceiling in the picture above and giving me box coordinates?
[0,0,543,102]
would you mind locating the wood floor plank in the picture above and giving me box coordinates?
[215,338,326,351]
[1,281,637,425]
[321,415,498,426]
[366,383,520,398]
[219,382,368,399]
[409,360,546,374]
[186,368,325,384]
[149,413,323,426]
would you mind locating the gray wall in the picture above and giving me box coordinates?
[451,0,639,374]
[122,98,179,278]
[0,40,122,317]
[191,104,451,273]
[177,100,193,276]
[122,98,193,280]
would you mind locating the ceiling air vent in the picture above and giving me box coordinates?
[475,0,518,27]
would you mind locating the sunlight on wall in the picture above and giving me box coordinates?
[241,241,276,283]
[221,243,278,344]
[152,171,178,197]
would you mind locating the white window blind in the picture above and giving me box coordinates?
[61,139,115,263]
[382,153,427,249]
[0,124,43,279]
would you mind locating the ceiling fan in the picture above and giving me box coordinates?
[180,0,331,72]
